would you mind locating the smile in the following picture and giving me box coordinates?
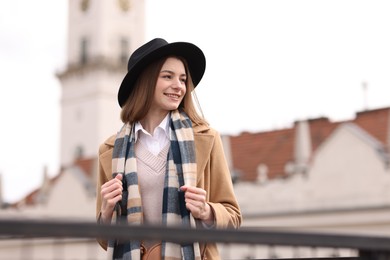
[164,93,180,99]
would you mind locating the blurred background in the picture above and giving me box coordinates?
[0,0,390,259]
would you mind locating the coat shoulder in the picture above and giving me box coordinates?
[99,134,116,154]
[193,123,220,137]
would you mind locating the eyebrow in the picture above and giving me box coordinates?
[160,70,187,77]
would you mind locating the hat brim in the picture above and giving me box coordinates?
[118,42,206,107]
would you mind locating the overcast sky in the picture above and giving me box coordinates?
[1,0,390,202]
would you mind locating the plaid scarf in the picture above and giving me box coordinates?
[107,110,202,260]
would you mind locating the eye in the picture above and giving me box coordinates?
[180,78,187,83]
[162,74,172,79]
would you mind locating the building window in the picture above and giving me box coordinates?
[120,38,129,65]
[80,38,89,64]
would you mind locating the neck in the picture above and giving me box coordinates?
[140,111,169,134]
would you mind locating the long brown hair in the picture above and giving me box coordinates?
[120,56,208,126]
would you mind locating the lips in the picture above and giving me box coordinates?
[164,93,180,99]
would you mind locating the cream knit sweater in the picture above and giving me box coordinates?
[135,141,170,226]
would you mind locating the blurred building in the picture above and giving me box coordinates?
[1,0,390,258]
[0,158,102,259]
[57,0,145,167]
[222,107,390,259]
[0,0,145,259]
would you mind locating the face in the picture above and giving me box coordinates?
[150,57,187,115]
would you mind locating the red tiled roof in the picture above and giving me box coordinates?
[230,128,295,181]
[12,170,64,207]
[307,117,340,152]
[229,107,390,182]
[352,107,390,146]
[12,157,97,207]
[74,157,96,178]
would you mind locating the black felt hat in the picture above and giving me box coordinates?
[118,38,206,107]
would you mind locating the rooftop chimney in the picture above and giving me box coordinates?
[293,120,312,174]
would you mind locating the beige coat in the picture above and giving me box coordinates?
[96,123,242,260]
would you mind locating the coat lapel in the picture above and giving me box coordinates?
[193,124,214,183]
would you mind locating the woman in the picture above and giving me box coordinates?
[96,38,241,260]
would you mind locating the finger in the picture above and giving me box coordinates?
[180,185,188,192]
[102,187,123,205]
[106,194,123,207]
[101,182,123,197]
[102,186,123,199]
[181,186,206,195]
[185,198,205,213]
[101,193,123,220]
[185,197,203,205]
[101,176,123,190]
[184,191,206,205]
[101,181,120,192]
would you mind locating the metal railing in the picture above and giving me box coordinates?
[0,218,389,259]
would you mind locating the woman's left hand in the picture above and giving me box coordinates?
[180,185,215,226]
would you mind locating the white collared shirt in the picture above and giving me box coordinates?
[134,114,170,156]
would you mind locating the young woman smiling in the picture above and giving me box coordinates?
[96,38,241,260]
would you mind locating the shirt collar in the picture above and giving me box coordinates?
[134,113,170,142]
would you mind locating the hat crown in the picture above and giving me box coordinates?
[127,38,168,71]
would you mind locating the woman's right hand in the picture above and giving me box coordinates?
[100,174,123,224]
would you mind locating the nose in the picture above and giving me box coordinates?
[172,77,183,89]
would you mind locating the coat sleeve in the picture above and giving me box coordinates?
[95,142,112,250]
[201,129,242,229]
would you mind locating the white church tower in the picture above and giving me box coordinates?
[58,0,145,167]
